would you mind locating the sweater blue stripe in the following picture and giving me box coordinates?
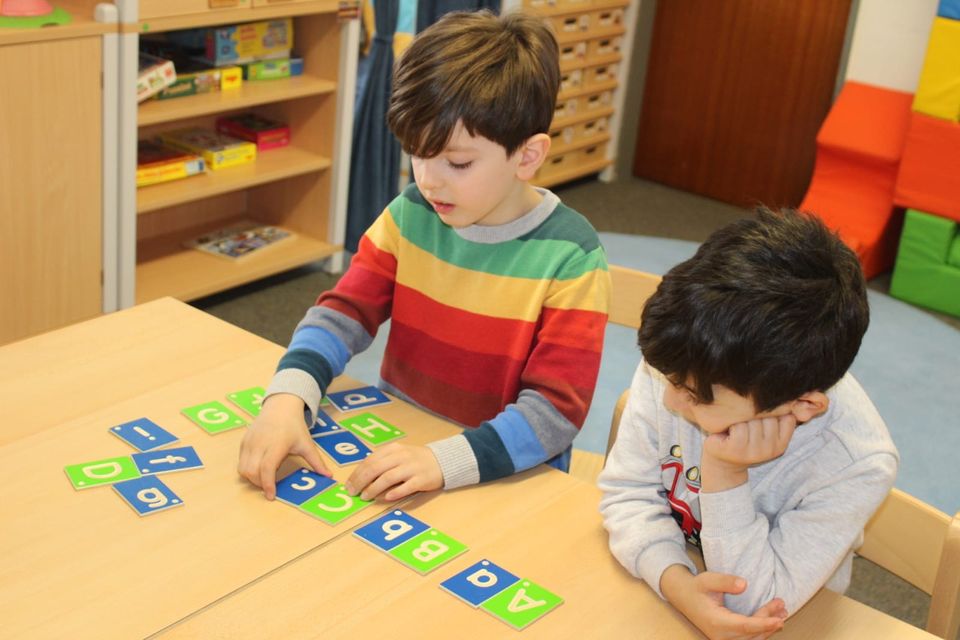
[288,326,349,377]
[488,406,548,472]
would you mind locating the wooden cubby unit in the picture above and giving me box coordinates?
[510,0,632,188]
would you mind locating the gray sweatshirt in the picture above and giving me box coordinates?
[598,360,898,616]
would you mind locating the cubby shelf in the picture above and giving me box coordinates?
[139,76,336,126]
[136,220,338,303]
[137,147,332,213]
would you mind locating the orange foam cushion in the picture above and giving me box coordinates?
[816,81,914,163]
[800,82,913,278]
[894,111,960,223]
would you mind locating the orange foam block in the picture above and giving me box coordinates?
[800,81,914,279]
[894,111,960,223]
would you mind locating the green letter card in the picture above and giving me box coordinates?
[65,455,141,490]
[339,412,406,446]
[388,528,468,574]
[226,386,265,417]
[481,579,563,630]
[181,400,247,434]
[299,484,372,525]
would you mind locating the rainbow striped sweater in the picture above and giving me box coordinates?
[267,184,610,487]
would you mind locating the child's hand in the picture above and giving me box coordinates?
[701,415,797,492]
[237,393,331,500]
[661,565,787,640]
[344,443,443,502]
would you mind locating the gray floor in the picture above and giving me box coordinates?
[194,175,943,634]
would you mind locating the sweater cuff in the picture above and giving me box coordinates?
[699,481,757,535]
[427,435,480,489]
[266,369,322,424]
[638,541,698,600]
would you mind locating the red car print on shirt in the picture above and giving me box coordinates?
[661,444,702,546]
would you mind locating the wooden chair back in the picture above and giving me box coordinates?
[603,265,660,463]
[858,489,960,639]
[608,265,661,330]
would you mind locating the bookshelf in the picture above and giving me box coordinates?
[123,0,354,305]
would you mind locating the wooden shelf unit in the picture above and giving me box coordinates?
[0,0,117,345]
[132,3,346,304]
[516,0,630,188]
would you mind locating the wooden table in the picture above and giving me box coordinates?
[0,299,936,639]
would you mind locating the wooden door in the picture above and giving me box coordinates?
[0,37,103,344]
[633,0,852,208]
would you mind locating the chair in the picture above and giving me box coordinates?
[858,489,960,639]
[568,266,660,484]
[602,266,660,465]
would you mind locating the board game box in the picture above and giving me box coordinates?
[158,127,257,170]
[136,139,205,187]
[183,221,293,260]
[242,58,291,81]
[215,113,290,150]
[137,52,176,102]
[172,18,293,66]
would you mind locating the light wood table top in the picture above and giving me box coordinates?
[0,298,457,638]
[157,473,937,640]
[0,299,936,639]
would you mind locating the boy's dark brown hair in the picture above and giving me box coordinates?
[387,10,560,158]
[638,207,870,412]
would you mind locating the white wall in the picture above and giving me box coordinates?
[844,0,939,93]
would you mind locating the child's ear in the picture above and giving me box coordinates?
[515,133,552,181]
[790,391,829,423]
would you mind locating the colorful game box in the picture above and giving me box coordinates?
[201,18,293,66]
[215,113,290,150]
[242,58,291,81]
[137,52,176,102]
[157,64,242,100]
[290,56,304,76]
[183,220,293,261]
[136,139,205,187]
[158,127,256,171]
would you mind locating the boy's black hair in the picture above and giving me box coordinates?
[639,208,869,411]
[387,10,560,158]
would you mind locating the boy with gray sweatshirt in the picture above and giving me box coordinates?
[598,208,898,640]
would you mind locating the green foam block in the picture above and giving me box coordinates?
[890,209,960,317]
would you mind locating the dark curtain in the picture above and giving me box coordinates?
[415,0,500,33]
[345,0,401,253]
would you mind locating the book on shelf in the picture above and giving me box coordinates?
[158,127,257,171]
[183,221,294,261]
[136,140,205,188]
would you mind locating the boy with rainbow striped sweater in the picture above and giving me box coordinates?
[238,11,610,502]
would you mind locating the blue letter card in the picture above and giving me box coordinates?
[353,509,430,552]
[275,467,337,506]
[309,409,343,437]
[131,446,203,475]
[440,559,521,607]
[113,476,183,516]
[327,386,392,412]
[314,430,371,465]
[110,417,178,451]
